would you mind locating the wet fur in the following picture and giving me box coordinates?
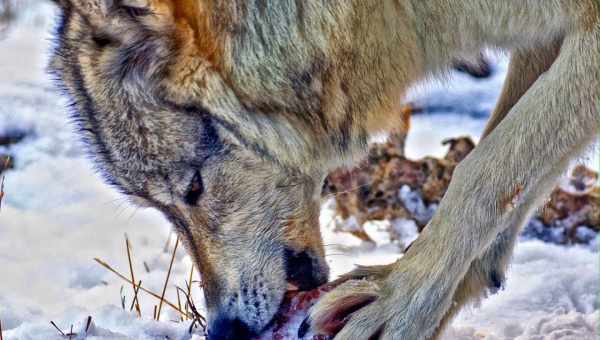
[49,0,599,339]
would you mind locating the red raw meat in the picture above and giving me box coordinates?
[255,284,336,340]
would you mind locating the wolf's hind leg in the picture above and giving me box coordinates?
[432,43,563,338]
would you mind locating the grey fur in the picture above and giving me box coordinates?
[48,0,599,338]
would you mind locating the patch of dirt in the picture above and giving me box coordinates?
[324,133,599,246]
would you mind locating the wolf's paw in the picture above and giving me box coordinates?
[304,279,383,338]
[305,260,452,340]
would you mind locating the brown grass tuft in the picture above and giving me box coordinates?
[95,235,206,332]
[94,258,188,316]
[176,289,184,322]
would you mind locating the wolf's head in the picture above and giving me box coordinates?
[48,0,367,338]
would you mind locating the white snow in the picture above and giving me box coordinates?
[448,241,598,339]
[389,218,419,248]
[398,185,437,225]
[0,3,597,340]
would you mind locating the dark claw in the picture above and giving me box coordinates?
[489,271,504,293]
[298,316,311,338]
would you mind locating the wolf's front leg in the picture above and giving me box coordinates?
[430,42,564,338]
[309,30,599,340]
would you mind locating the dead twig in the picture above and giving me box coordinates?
[129,280,142,313]
[125,234,142,317]
[94,258,187,316]
[156,237,179,320]
[0,319,4,340]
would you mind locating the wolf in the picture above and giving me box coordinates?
[49,0,599,339]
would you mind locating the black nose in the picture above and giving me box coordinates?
[208,317,254,340]
[284,249,328,291]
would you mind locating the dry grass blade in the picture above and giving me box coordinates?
[156,237,179,320]
[129,280,142,313]
[125,234,142,317]
[84,316,93,333]
[176,289,184,322]
[50,321,66,336]
[163,231,173,253]
[186,266,194,320]
[120,286,126,309]
[94,258,187,316]
[176,286,207,334]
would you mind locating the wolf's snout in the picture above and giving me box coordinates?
[284,248,329,291]
[208,317,255,340]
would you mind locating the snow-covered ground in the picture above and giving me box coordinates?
[0,3,598,340]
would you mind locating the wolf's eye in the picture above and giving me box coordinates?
[184,171,204,206]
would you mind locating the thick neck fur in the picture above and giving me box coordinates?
[51,0,425,177]
[195,0,422,171]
